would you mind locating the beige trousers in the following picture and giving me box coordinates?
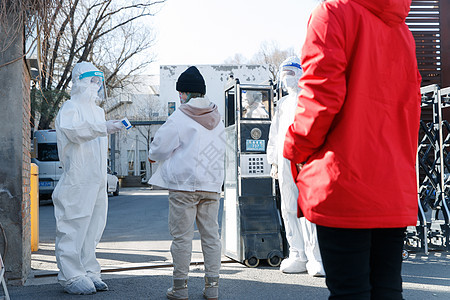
[168,190,221,280]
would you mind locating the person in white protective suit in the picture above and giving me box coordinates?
[267,56,325,276]
[242,90,269,118]
[52,61,124,295]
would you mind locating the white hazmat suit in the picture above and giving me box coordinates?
[52,62,123,294]
[242,90,269,118]
[267,56,324,276]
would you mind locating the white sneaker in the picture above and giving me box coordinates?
[280,257,307,273]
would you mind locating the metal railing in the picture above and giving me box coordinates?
[407,84,450,253]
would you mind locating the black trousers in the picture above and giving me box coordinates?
[316,226,405,300]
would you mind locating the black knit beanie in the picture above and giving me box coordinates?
[176,66,206,94]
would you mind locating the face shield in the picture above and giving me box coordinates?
[279,61,302,93]
[280,68,296,80]
[78,70,107,103]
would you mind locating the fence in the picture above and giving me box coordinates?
[407,84,450,253]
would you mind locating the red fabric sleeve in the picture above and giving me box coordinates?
[283,4,348,164]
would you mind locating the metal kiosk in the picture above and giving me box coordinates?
[221,78,284,268]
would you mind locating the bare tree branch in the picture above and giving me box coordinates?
[0,0,61,61]
[32,0,165,129]
[250,41,296,81]
[47,0,80,89]
[41,0,65,86]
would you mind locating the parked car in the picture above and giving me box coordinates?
[107,169,119,196]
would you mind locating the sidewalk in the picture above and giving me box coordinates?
[7,251,450,300]
[5,188,450,299]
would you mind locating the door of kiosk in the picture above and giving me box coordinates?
[221,78,284,267]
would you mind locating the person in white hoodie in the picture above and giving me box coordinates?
[148,66,225,300]
[267,56,324,277]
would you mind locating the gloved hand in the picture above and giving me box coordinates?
[106,120,123,134]
[270,164,278,179]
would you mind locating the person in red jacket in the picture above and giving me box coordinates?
[283,0,421,299]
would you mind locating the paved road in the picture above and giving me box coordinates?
[6,188,450,299]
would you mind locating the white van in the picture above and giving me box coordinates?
[31,129,63,199]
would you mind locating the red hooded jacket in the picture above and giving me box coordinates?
[283,0,421,228]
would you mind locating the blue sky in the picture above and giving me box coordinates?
[149,0,320,72]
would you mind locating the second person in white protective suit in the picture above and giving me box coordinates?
[267,56,325,276]
[52,61,124,295]
[242,90,269,118]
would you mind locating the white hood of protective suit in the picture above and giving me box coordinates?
[71,62,103,104]
[55,62,108,146]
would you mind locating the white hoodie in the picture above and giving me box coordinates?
[148,97,225,192]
